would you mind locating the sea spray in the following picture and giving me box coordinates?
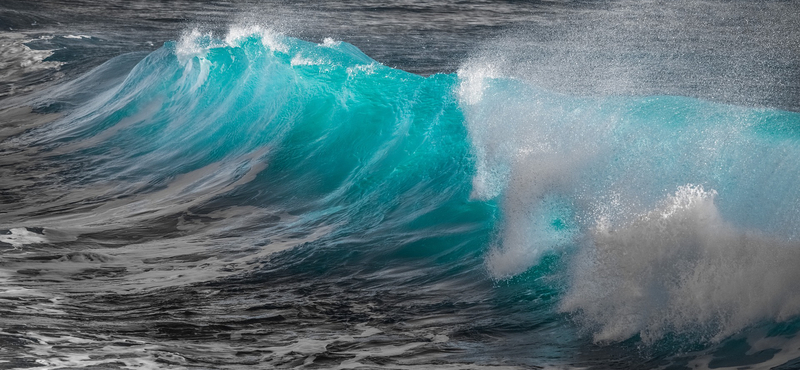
[561,184,800,344]
[458,55,800,344]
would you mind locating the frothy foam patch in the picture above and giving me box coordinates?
[0,34,64,96]
[0,228,48,248]
[320,37,340,48]
[177,26,290,64]
[62,35,91,40]
[560,184,800,343]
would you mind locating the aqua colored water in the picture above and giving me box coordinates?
[2,1,800,369]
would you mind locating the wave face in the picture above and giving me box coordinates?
[4,26,800,368]
[20,27,482,242]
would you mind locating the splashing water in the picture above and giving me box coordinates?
[2,8,800,366]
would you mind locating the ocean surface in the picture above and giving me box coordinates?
[2,1,800,369]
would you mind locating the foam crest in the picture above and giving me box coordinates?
[175,29,216,62]
[320,37,340,48]
[224,25,288,53]
[560,184,800,343]
[176,26,289,64]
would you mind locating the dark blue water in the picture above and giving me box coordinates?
[2,1,800,369]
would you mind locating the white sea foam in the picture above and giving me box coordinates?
[225,25,288,53]
[176,26,289,64]
[176,28,214,62]
[62,34,91,39]
[0,228,47,248]
[560,184,800,343]
[320,37,340,48]
[0,34,63,96]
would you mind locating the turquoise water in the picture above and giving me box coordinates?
[6,28,800,368]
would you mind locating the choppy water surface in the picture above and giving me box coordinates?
[2,1,800,369]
